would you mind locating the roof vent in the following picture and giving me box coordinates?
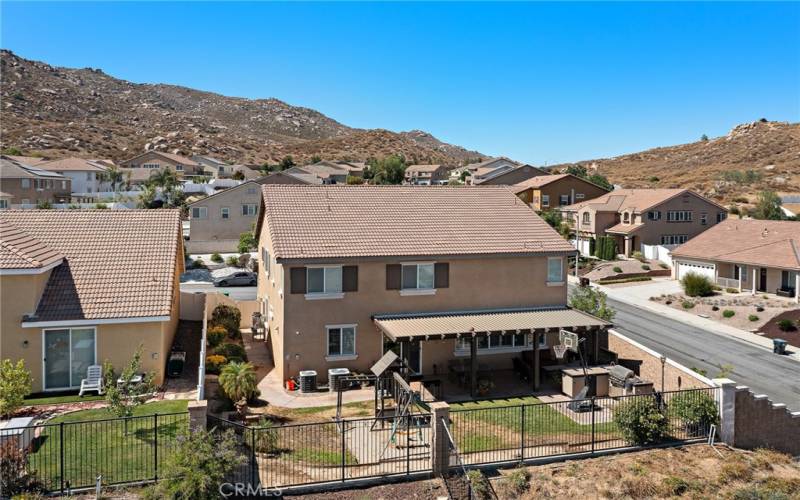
[762,228,769,238]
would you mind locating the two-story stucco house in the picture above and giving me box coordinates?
[256,185,610,397]
[36,157,112,195]
[0,210,183,393]
[187,180,262,253]
[0,156,71,206]
[404,165,451,185]
[119,151,203,180]
[559,189,728,258]
[513,174,611,211]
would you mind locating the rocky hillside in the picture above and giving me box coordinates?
[550,120,800,205]
[0,49,484,164]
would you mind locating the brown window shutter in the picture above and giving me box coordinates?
[434,263,449,288]
[386,264,401,290]
[289,267,307,294]
[342,266,358,292]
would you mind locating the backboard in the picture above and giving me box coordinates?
[559,329,579,353]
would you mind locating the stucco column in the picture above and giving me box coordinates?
[795,273,799,304]
[752,268,757,295]
[624,237,631,257]
[429,401,451,476]
[188,400,208,432]
[712,378,737,446]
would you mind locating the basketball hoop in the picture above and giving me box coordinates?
[553,344,568,360]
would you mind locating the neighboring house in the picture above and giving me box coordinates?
[0,156,71,205]
[187,180,262,253]
[474,164,549,186]
[670,219,800,302]
[0,191,13,209]
[780,195,800,218]
[36,157,112,195]
[513,174,611,211]
[464,157,520,184]
[192,155,233,178]
[256,185,610,397]
[560,189,728,258]
[283,164,348,184]
[404,164,451,185]
[5,155,48,166]
[259,171,320,185]
[119,151,203,179]
[0,209,183,392]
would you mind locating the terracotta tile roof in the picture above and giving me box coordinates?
[671,219,800,270]
[561,189,722,213]
[0,210,182,321]
[37,157,109,172]
[604,222,644,235]
[5,155,48,166]
[0,222,64,269]
[465,157,519,172]
[261,185,575,260]
[512,174,571,192]
[406,164,443,174]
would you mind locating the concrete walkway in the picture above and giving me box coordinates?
[571,276,800,362]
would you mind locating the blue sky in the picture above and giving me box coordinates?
[2,2,798,164]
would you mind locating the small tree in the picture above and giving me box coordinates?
[278,155,295,171]
[670,391,718,436]
[36,200,53,209]
[569,285,615,321]
[103,345,155,434]
[219,362,258,416]
[0,360,32,418]
[145,429,245,500]
[680,272,714,297]
[211,304,242,337]
[613,396,668,445]
[238,231,257,253]
[231,170,245,181]
[751,190,784,221]
[700,134,709,141]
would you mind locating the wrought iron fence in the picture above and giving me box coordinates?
[449,387,719,466]
[0,412,189,494]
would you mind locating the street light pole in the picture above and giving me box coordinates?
[660,355,666,392]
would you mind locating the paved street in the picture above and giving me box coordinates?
[180,282,257,301]
[608,297,800,411]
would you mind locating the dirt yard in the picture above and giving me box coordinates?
[583,258,669,282]
[651,290,799,333]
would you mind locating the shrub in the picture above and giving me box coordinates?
[0,442,44,495]
[210,253,223,263]
[649,176,660,183]
[211,304,241,337]
[680,273,715,297]
[145,429,245,500]
[726,287,739,293]
[215,343,246,362]
[36,200,52,209]
[621,477,659,498]
[94,203,108,209]
[718,458,754,483]
[569,285,615,321]
[777,319,796,332]
[748,315,759,322]
[0,359,32,418]
[192,258,207,269]
[756,306,764,312]
[596,276,651,285]
[498,468,531,496]
[612,396,668,445]
[205,354,227,375]
[632,251,645,262]
[219,362,258,414]
[723,310,735,318]
[612,266,623,273]
[254,417,280,455]
[207,326,227,348]
[682,300,695,309]
[641,264,650,271]
[712,305,720,311]
[466,470,492,500]
[665,300,672,305]
[659,263,669,269]
[225,255,239,266]
[661,476,690,496]
[670,391,718,436]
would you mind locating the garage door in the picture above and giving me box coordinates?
[677,261,715,281]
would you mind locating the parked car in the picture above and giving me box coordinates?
[213,271,257,287]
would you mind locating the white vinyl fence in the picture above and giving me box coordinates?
[641,243,676,267]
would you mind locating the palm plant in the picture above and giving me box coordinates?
[98,165,127,200]
[219,361,257,417]
[147,168,180,206]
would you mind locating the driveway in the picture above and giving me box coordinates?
[180,282,258,301]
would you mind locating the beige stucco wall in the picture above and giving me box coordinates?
[263,255,569,382]
[0,177,71,204]
[533,178,609,211]
[478,165,546,186]
[687,260,795,294]
[120,151,200,178]
[187,182,262,253]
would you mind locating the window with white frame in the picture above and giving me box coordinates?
[575,193,585,200]
[175,164,184,171]
[456,332,529,352]
[647,210,661,221]
[241,204,257,216]
[541,194,550,207]
[327,325,356,357]
[262,248,270,277]
[547,257,563,283]
[142,163,159,169]
[307,266,342,294]
[582,212,591,225]
[221,207,230,219]
[86,172,92,181]
[191,207,207,219]
[559,194,570,205]
[402,263,434,290]
[660,234,688,245]
[21,178,30,189]
[667,210,692,222]
[0,200,7,209]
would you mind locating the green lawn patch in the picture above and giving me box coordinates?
[24,394,105,406]
[28,400,190,490]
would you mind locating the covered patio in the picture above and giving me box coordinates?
[373,307,612,399]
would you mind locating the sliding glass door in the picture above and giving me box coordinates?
[43,328,96,390]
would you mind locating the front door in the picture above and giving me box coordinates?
[43,328,96,390]
[759,268,768,292]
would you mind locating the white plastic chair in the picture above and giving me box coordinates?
[79,365,105,396]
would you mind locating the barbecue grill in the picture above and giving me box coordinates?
[609,365,635,387]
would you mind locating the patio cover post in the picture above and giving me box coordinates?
[796,273,799,304]
[532,331,540,390]
[752,267,757,295]
[470,335,478,398]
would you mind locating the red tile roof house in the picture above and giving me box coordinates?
[559,189,728,258]
[255,185,610,398]
[0,210,184,392]
[670,219,800,303]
